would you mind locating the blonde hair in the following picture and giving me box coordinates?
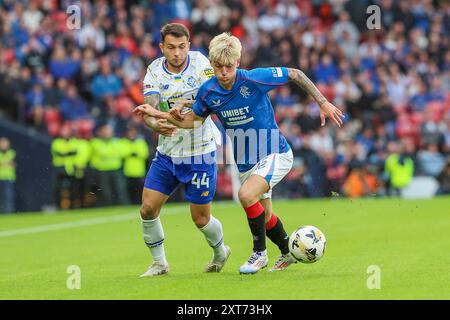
[208,32,242,65]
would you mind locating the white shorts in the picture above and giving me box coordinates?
[239,149,293,199]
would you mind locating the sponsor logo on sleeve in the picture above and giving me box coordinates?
[271,67,283,78]
[204,68,214,79]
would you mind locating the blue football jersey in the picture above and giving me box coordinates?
[193,67,291,172]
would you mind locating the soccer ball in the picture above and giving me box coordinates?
[288,226,326,263]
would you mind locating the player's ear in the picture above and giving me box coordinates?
[236,59,240,68]
[159,42,164,54]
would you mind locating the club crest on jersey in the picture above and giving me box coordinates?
[240,86,251,98]
[187,76,197,88]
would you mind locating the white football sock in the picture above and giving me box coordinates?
[141,216,168,265]
[199,215,227,259]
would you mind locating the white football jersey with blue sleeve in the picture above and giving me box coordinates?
[143,51,218,157]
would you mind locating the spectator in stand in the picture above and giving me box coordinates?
[122,51,144,83]
[49,45,81,80]
[310,126,334,159]
[343,162,378,198]
[334,72,361,108]
[410,80,431,112]
[314,53,340,85]
[25,83,45,130]
[331,11,360,50]
[273,86,296,109]
[257,5,285,33]
[417,143,446,178]
[325,153,347,196]
[254,32,277,67]
[91,63,122,101]
[386,63,408,107]
[42,73,62,109]
[77,18,106,52]
[60,85,90,121]
[0,0,448,203]
[295,134,327,197]
[356,127,375,160]
[421,109,446,147]
[23,0,43,34]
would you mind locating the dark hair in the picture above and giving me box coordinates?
[160,23,190,42]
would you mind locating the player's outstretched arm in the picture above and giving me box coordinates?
[133,101,204,129]
[141,94,177,137]
[287,68,345,127]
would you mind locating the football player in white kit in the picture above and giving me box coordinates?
[139,24,230,277]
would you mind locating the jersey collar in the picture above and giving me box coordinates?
[162,55,191,77]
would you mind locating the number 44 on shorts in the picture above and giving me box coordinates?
[191,172,210,189]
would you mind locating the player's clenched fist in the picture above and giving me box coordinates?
[153,119,177,137]
[170,100,195,121]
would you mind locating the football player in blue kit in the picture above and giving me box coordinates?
[134,32,344,274]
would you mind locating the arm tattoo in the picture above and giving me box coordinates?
[287,68,327,106]
[143,94,160,129]
[144,94,160,109]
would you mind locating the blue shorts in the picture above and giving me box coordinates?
[144,151,217,205]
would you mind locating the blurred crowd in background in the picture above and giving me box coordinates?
[0,0,449,212]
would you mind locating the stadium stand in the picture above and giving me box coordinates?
[0,0,448,212]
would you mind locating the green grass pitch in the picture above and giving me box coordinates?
[1,197,449,300]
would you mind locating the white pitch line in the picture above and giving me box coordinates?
[0,202,237,238]
[0,207,184,238]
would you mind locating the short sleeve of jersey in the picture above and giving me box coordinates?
[197,53,215,83]
[248,67,289,93]
[192,88,210,118]
[142,66,160,97]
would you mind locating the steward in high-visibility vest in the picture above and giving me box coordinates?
[0,137,16,213]
[51,136,77,176]
[385,152,414,195]
[71,138,91,208]
[51,126,77,209]
[73,138,91,179]
[90,124,130,206]
[121,127,149,204]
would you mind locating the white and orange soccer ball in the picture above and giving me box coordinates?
[288,226,326,263]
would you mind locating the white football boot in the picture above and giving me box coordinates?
[269,252,297,272]
[139,262,169,277]
[204,245,232,273]
[239,250,269,274]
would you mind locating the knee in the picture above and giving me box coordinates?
[191,209,211,228]
[140,203,159,220]
[238,187,258,207]
[192,212,209,228]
